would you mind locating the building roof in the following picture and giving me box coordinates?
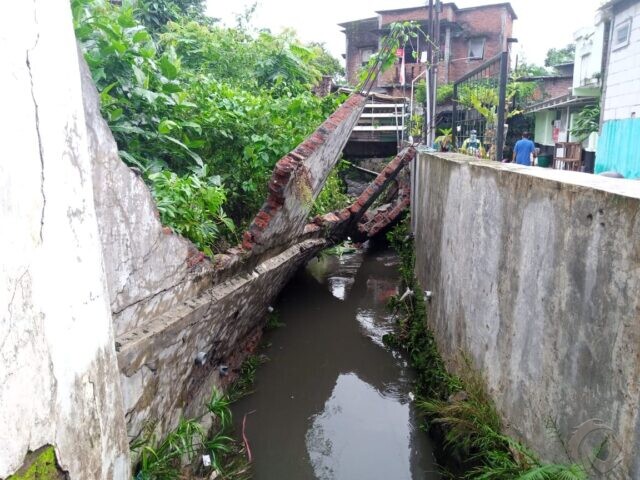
[337,16,377,28]
[339,2,517,27]
[522,94,597,114]
[375,2,517,19]
[600,0,640,9]
[600,0,640,15]
[518,75,573,81]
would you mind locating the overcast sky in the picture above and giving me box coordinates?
[207,0,603,66]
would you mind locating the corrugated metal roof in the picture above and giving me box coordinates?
[522,94,596,114]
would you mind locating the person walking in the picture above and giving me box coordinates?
[512,132,537,166]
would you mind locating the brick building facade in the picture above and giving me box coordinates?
[340,2,516,96]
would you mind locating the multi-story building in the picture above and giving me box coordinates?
[339,2,517,96]
[596,0,640,178]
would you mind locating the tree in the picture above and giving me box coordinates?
[136,0,207,31]
[516,61,548,77]
[307,42,345,82]
[544,43,575,67]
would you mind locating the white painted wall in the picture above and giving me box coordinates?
[603,2,640,121]
[0,1,130,478]
[573,17,606,92]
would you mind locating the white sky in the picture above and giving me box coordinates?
[207,0,603,66]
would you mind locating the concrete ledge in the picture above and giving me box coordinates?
[432,152,640,199]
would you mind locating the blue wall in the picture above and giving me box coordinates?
[595,118,640,178]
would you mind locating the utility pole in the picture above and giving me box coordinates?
[423,0,433,145]
[431,0,440,147]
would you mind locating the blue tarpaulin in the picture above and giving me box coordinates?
[595,118,640,179]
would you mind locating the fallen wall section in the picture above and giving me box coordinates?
[413,152,640,477]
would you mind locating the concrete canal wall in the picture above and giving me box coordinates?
[412,152,640,477]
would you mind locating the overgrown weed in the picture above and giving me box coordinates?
[228,353,268,402]
[131,388,250,480]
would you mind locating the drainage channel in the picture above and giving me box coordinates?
[232,243,441,479]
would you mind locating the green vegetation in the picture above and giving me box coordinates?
[7,446,65,480]
[228,353,268,401]
[437,83,455,104]
[358,22,426,88]
[434,128,454,152]
[131,388,248,479]
[385,220,588,479]
[571,104,601,141]
[72,0,345,253]
[545,43,576,68]
[149,167,235,255]
[311,161,351,217]
[265,311,286,330]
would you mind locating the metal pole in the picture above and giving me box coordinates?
[424,0,434,144]
[425,70,431,148]
[430,0,440,146]
[496,50,509,161]
[410,69,428,142]
[452,83,458,148]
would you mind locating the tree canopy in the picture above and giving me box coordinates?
[72,0,345,254]
[544,43,576,67]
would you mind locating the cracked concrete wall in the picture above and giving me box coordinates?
[81,58,212,338]
[77,22,334,446]
[0,1,130,478]
[117,239,326,443]
[413,153,640,477]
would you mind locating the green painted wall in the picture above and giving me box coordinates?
[534,110,556,146]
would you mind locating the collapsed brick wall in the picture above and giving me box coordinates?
[81,35,411,449]
[242,93,368,256]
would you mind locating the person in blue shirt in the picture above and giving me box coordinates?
[512,132,537,166]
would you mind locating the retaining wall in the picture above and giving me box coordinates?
[413,152,640,477]
[0,1,130,477]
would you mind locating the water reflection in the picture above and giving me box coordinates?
[307,372,412,480]
[232,245,439,479]
[327,276,354,301]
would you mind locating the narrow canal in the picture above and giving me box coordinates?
[232,243,440,479]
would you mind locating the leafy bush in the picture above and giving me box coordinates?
[132,388,248,479]
[72,0,345,249]
[436,82,454,104]
[148,167,234,255]
[311,162,351,216]
[571,104,600,141]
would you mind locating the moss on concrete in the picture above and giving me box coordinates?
[7,446,67,480]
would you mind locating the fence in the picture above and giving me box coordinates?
[451,51,509,160]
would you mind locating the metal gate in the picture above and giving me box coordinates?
[451,51,509,161]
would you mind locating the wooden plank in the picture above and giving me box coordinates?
[353,125,404,131]
[364,103,406,109]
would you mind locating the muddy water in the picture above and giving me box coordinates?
[232,245,440,479]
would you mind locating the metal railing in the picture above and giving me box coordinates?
[451,51,509,160]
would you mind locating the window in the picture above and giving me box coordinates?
[613,18,632,50]
[360,47,375,66]
[580,53,591,85]
[468,38,485,60]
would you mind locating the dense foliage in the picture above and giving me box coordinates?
[571,103,601,141]
[545,43,576,67]
[72,0,344,253]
